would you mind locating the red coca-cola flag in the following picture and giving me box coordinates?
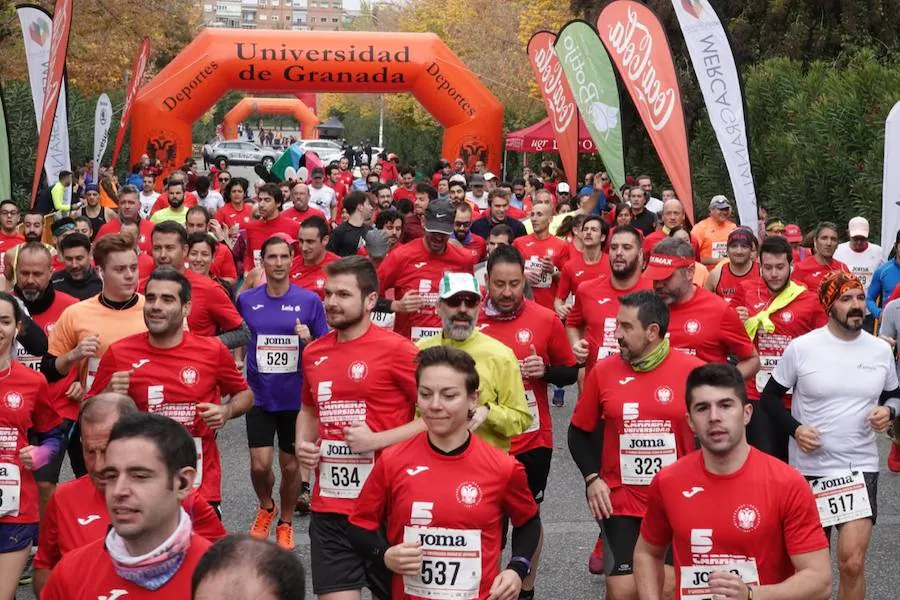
[526,31,580,192]
[596,1,694,220]
[111,37,151,171]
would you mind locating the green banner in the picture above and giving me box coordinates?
[0,83,10,200]
[555,21,625,191]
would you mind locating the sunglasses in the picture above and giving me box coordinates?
[443,294,480,308]
[219,178,230,183]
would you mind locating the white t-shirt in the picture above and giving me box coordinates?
[197,190,225,213]
[466,191,489,211]
[834,241,883,293]
[139,191,159,219]
[773,327,897,474]
[309,185,337,221]
[646,196,664,215]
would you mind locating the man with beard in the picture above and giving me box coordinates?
[95,185,154,254]
[3,209,54,282]
[400,183,434,244]
[370,184,394,212]
[635,364,832,600]
[373,209,403,255]
[452,203,485,262]
[791,222,849,293]
[705,227,760,304]
[151,179,190,225]
[569,291,705,600]
[295,256,419,600]
[731,236,826,460]
[51,233,103,300]
[416,272,532,451]
[13,243,83,506]
[761,271,900,600]
[392,167,417,204]
[644,238,759,379]
[513,202,567,310]
[478,246,578,597]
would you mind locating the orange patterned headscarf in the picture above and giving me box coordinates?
[818,271,863,314]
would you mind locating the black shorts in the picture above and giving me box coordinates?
[245,406,299,455]
[603,516,673,576]
[513,447,552,503]
[31,419,75,484]
[309,512,391,598]
[805,472,878,533]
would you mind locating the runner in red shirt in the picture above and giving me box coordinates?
[32,393,226,596]
[452,204,486,263]
[290,215,340,299]
[338,156,354,188]
[214,178,254,235]
[569,291,705,599]
[89,269,253,507]
[144,221,246,341]
[348,346,541,600]
[282,181,326,225]
[41,413,214,599]
[513,202,567,311]
[791,222,848,292]
[148,171,198,215]
[392,167,418,204]
[567,225,653,375]
[644,238,760,379]
[478,245,577,596]
[242,183,299,272]
[555,215,610,321]
[327,164,349,223]
[705,226,760,304]
[94,187,154,254]
[296,256,420,599]
[0,200,24,263]
[0,292,63,597]
[378,200,475,341]
[185,206,238,287]
[635,363,831,600]
[731,236,827,460]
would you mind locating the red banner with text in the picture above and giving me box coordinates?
[596,1,694,220]
[111,37,151,171]
[526,31,580,192]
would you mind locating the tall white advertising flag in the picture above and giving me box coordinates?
[880,101,900,260]
[92,94,113,181]
[670,0,757,231]
[16,4,71,188]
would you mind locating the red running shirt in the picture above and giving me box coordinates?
[34,475,225,570]
[210,243,237,281]
[42,534,211,600]
[0,362,59,524]
[640,448,828,591]
[667,287,756,363]
[378,239,475,340]
[242,215,300,271]
[349,432,538,600]
[790,255,849,293]
[95,218,154,254]
[479,300,577,454]
[282,205,326,225]
[714,262,761,304]
[290,251,340,300]
[566,276,654,373]
[513,234,569,310]
[301,324,419,516]
[88,332,249,502]
[571,350,704,517]
[214,203,254,230]
[139,270,243,336]
[555,252,611,300]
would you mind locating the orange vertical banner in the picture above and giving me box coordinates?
[111,37,150,171]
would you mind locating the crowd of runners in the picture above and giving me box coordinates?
[0,151,897,600]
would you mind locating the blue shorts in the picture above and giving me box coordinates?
[0,523,38,553]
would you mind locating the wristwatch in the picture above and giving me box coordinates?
[747,585,754,600]
[889,406,897,421]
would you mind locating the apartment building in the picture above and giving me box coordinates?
[201,0,345,31]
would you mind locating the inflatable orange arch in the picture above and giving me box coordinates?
[130,29,503,180]
[222,97,320,140]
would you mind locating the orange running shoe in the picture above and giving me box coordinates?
[276,521,295,550]
[249,505,276,540]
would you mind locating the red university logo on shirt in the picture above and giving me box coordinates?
[456,481,482,507]
[733,504,761,532]
[180,367,199,386]
[3,392,22,410]
[684,319,701,335]
[781,310,794,323]
[655,386,673,405]
[516,329,533,344]
[348,361,368,381]
[316,278,325,289]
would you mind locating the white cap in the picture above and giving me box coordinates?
[484,172,497,181]
[449,174,467,185]
[438,272,481,299]
[848,216,869,238]
[557,182,570,193]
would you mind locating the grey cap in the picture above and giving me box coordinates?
[364,228,390,258]
[469,174,486,186]
[709,194,731,209]
[424,199,455,235]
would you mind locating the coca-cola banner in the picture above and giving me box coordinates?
[526,31,580,191]
[597,1,694,220]
[554,20,626,192]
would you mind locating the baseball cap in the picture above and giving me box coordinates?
[51,217,76,237]
[727,226,756,247]
[469,174,485,187]
[708,195,731,210]
[84,183,99,193]
[424,199,454,235]
[643,253,695,280]
[484,172,497,182]
[557,182,570,194]
[438,271,480,299]
[784,224,803,243]
[449,174,467,185]
[848,216,869,239]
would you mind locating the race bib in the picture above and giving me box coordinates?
[755,355,792,393]
[85,357,100,392]
[193,437,203,488]
[412,327,441,342]
[371,311,396,330]
[403,526,482,600]
[619,431,677,486]
[809,471,872,528]
[523,390,539,434]
[711,241,727,259]
[597,346,618,361]
[680,560,760,600]
[0,463,21,518]
[525,257,552,288]
[15,343,40,372]
[256,334,299,374]
[318,440,374,499]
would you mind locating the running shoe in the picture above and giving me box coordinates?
[18,553,33,586]
[296,490,311,515]
[276,522,295,550]
[588,534,605,575]
[888,440,900,473]
[249,505,276,539]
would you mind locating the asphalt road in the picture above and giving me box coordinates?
[17,385,900,599]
